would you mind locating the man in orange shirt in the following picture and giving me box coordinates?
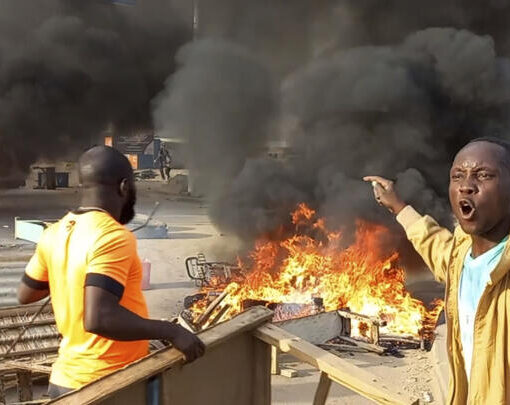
[17,146,204,398]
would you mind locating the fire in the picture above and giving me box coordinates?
[192,203,443,338]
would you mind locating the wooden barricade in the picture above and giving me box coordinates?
[49,307,273,405]
[254,323,418,405]
[18,306,418,405]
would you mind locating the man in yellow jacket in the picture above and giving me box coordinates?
[365,137,510,405]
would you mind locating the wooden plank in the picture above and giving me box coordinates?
[338,336,385,355]
[313,372,332,405]
[254,324,413,405]
[252,337,271,405]
[275,311,343,344]
[0,375,5,404]
[17,371,32,402]
[280,368,297,378]
[337,309,386,327]
[379,335,421,346]
[195,288,230,328]
[0,361,52,374]
[97,381,146,405]
[318,343,369,353]
[31,356,58,366]
[177,314,197,332]
[370,324,380,345]
[49,306,273,405]
[207,304,230,327]
[341,316,351,336]
[270,345,280,375]
[160,333,267,405]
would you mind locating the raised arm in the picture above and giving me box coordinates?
[363,176,453,282]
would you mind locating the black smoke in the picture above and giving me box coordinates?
[153,2,510,263]
[0,0,187,177]
[152,38,276,197]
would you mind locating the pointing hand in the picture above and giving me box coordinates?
[363,176,407,215]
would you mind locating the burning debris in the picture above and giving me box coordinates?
[185,253,243,287]
[184,203,444,345]
[152,9,510,277]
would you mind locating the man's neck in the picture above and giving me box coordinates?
[471,219,510,258]
[79,193,119,222]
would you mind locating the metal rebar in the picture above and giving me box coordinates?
[132,201,160,232]
[1,297,51,359]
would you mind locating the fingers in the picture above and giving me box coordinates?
[184,349,196,362]
[183,336,206,363]
[190,342,205,362]
[195,336,206,358]
[363,175,388,184]
[370,181,384,203]
[364,176,393,207]
[372,182,384,194]
[183,345,198,362]
[363,176,393,190]
[374,188,383,205]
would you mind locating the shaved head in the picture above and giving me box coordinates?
[465,137,510,170]
[79,146,133,187]
[78,146,136,224]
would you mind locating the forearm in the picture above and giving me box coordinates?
[396,206,452,282]
[87,304,179,341]
[84,285,205,361]
[363,177,452,282]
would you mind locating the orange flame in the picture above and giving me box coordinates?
[192,203,444,337]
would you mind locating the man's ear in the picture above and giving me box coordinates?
[119,178,129,197]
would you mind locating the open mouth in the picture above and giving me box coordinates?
[459,199,476,219]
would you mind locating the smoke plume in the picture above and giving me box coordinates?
[151,2,510,258]
[0,0,187,177]
[152,38,276,197]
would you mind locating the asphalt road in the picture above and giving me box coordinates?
[0,181,211,242]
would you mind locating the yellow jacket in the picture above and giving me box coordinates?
[397,206,510,405]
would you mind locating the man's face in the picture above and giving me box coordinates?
[119,179,137,225]
[449,142,510,235]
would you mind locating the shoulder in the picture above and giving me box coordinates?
[70,213,136,259]
[87,221,136,264]
[36,216,68,248]
[92,214,135,247]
